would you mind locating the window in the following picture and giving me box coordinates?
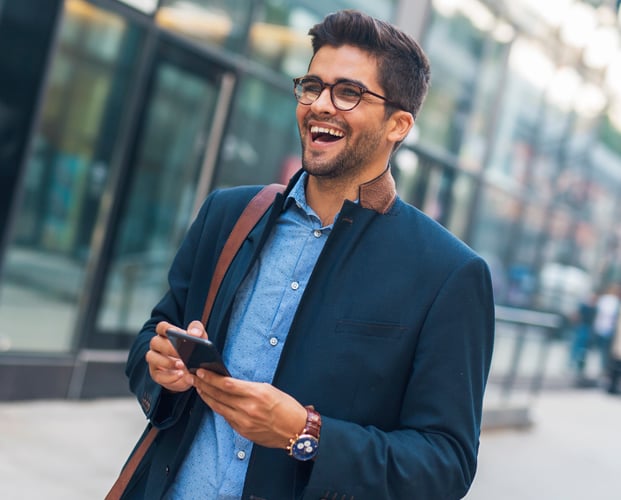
[0,0,143,352]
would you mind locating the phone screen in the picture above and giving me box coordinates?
[166,329,230,376]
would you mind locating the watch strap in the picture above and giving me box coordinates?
[287,405,321,458]
[302,405,321,439]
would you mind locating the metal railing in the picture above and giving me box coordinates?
[493,304,565,398]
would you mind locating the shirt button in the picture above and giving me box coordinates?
[291,281,299,290]
[269,337,278,346]
[313,229,322,238]
[237,450,246,460]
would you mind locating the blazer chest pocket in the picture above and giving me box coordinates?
[331,319,411,418]
[335,319,406,340]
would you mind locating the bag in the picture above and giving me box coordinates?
[105,183,284,500]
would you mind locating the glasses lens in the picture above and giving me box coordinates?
[332,82,363,110]
[293,78,365,110]
[295,78,322,105]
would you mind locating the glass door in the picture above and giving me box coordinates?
[92,38,232,347]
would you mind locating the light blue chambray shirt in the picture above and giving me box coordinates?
[165,173,332,499]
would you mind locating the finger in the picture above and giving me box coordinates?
[146,348,180,371]
[193,371,238,408]
[149,333,180,359]
[154,322,186,358]
[156,322,186,345]
[155,321,177,337]
[148,337,187,375]
[196,369,255,398]
[194,378,238,419]
[146,343,191,383]
[186,320,207,339]
[151,365,194,392]
[194,370,228,397]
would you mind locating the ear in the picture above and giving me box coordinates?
[387,110,414,144]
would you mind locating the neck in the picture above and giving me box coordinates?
[305,176,356,225]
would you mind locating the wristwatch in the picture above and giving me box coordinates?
[287,405,322,461]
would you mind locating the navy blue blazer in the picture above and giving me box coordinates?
[124,169,495,500]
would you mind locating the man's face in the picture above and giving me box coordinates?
[296,44,394,182]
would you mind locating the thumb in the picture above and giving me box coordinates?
[186,320,208,339]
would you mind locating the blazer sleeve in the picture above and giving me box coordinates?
[303,255,495,500]
[124,193,218,428]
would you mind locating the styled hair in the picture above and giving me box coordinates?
[308,10,431,119]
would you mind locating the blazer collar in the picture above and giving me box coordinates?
[357,167,397,214]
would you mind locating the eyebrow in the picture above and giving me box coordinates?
[303,74,370,89]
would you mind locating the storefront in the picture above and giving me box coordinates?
[1,0,620,399]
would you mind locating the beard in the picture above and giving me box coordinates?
[300,119,386,180]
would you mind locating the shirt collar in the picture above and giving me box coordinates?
[285,171,311,212]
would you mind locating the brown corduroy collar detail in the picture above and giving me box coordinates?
[357,167,397,214]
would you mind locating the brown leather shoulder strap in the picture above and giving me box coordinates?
[201,183,285,324]
[105,426,158,499]
[105,183,284,500]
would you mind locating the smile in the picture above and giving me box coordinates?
[310,125,345,143]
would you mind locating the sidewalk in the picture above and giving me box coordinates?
[0,398,145,499]
[1,388,620,499]
[467,388,621,499]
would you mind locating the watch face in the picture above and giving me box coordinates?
[290,434,319,461]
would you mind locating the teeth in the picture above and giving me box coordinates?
[310,126,344,138]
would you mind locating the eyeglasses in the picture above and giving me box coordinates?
[293,76,404,112]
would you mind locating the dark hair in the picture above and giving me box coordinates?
[308,10,431,119]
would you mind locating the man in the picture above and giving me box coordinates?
[124,9,495,500]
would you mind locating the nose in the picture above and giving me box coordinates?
[310,86,335,113]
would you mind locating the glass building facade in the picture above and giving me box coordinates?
[1,0,620,399]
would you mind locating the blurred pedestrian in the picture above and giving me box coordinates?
[592,284,621,377]
[607,320,621,394]
[569,292,597,384]
[605,288,621,394]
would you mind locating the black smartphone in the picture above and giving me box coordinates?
[166,329,230,376]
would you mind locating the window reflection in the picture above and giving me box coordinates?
[117,0,159,15]
[156,0,251,51]
[393,147,475,240]
[214,75,300,188]
[155,0,396,77]
[0,0,141,352]
[417,8,495,163]
[470,187,521,304]
[97,60,221,334]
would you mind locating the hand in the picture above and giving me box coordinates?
[145,320,205,392]
[194,369,307,449]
